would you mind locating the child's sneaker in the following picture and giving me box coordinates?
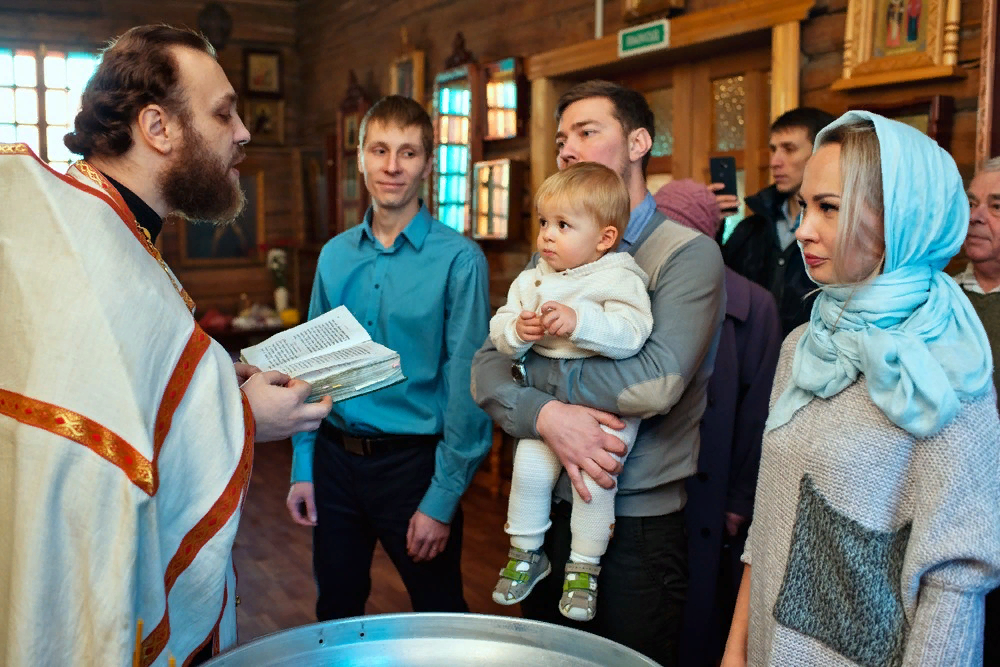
[492,547,551,605]
[559,562,600,621]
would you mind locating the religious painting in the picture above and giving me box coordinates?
[179,168,266,266]
[390,49,425,105]
[343,112,360,151]
[244,98,285,146]
[244,49,282,97]
[853,95,954,150]
[874,0,925,56]
[298,148,330,243]
[832,0,962,90]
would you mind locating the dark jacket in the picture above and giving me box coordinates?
[722,184,816,335]
[680,268,782,667]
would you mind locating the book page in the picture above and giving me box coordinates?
[241,306,370,369]
[280,341,396,378]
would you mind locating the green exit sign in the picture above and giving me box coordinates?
[618,19,670,58]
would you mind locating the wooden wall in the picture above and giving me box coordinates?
[297,0,988,306]
[802,0,984,180]
[0,0,304,315]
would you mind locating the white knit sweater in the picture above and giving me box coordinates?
[489,252,652,361]
[742,326,1000,666]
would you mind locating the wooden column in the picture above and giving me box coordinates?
[770,21,801,121]
[529,77,570,242]
[977,0,1000,165]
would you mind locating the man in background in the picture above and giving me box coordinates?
[0,25,330,666]
[953,157,1000,663]
[285,96,493,621]
[717,107,836,335]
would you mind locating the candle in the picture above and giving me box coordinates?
[133,618,143,667]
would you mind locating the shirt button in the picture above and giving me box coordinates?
[778,258,786,266]
[535,280,541,287]
[374,284,380,289]
[367,321,373,326]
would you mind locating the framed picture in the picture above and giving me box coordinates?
[832,0,963,90]
[390,49,425,105]
[244,49,282,97]
[178,167,266,266]
[245,98,285,146]
[298,148,331,243]
[343,113,360,151]
[853,95,954,151]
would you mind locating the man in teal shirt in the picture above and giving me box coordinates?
[286,95,492,619]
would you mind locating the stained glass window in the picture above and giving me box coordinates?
[472,159,512,240]
[645,87,674,157]
[0,47,100,172]
[712,75,746,152]
[433,74,472,233]
[485,58,518,140]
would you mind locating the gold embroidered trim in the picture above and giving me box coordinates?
[140,393,254,666]
[0,388,154,495]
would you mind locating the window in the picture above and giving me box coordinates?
[0,46,100,172]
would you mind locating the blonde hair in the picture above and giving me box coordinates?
[535,162,630,250]
[818,120,886,284]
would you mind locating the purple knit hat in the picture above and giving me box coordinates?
[652,178,723,238]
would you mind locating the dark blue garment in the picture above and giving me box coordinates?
[679,268,782,667]
[291,203,492,523]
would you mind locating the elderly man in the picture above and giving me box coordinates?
[953,157,1000,663]
[0,25,330,666]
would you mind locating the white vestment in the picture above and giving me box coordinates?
[0,144,254,666]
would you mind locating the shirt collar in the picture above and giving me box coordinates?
[360,200,433,250]
[956,261,1000,295]
[621,192,658,248]
[780,197,799,230]
[101,171,163,243]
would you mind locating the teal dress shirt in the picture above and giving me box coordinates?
[291,203,493,523]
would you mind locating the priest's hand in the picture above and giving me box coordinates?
[242,370,333,443]
[536,401,626,502]
[406,510,450,562]
[234,362,261,385]
[286,482,317,526]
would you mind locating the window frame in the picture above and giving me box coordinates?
[0,40,102,166]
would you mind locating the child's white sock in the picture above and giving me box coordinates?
[568,550,601,565]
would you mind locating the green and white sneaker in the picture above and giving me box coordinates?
[492,547,551,605]
[559,561,600,622]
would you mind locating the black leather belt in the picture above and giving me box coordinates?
[320,421,440,456]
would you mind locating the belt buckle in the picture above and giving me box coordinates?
[342,435,367,456]
[511,356,528,387]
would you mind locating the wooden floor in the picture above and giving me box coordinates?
[231,440,519,644]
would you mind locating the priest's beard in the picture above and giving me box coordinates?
[160,124,246,225]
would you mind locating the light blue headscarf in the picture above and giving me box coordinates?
[766,110,993,437]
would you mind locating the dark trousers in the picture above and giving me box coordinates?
[520,500,688,666]
[312,433,468,621]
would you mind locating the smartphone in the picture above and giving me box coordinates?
[709,156,738,197]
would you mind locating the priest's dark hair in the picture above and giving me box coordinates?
[358,95,435,159]
[64,24,216,159]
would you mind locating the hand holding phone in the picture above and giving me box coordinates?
[709,156,740,216]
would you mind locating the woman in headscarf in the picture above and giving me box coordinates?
[721,111,1000,666]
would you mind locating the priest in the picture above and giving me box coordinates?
[0,25,331,666]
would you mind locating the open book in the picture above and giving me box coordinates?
[240,306,405,402]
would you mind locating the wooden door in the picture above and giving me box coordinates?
[616,47,772,237]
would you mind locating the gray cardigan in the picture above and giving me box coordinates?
[470,211,726,517]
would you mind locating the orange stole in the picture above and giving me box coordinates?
[0,388,155,494]
[140,392,255,666]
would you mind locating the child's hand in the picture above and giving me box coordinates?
[540,301,577,337]
[515,310,545,341]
